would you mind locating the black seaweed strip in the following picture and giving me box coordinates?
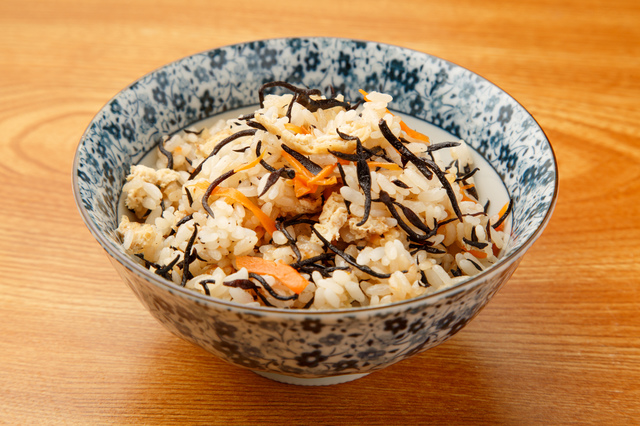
[492,198,514,230]
[451,268,462,277]
[290,253,334,268]
[193,249,207,262]
[185,187,193,207]
[392,179,409,189]
[174,214,194,229]
[392,201,434,235]
[309,225,391,279]
[258,81,321,108]
[486,221,492,243]
[249,273,298,301]
[463,165,480,200]
[232,145,251,153]
[158,136,174,169]
[237,113,255,121]
[201,169,236,217]
[355,143,372,226]
[303,296,315,309]
[255,140,277,173]
[199,279,214,295]
[348,99,363,111]
[154,254,180,279]
[463,237,488,249]
[484,199,491,214]
[366,145,396,164]
[455,167,480,182]
[336,161,348,185]
[189,129,257,179]
[184,128,204,135]
[223,279,258,290]
[254,291,275,306]
[297,96,351,112]
[334,130,373,226]
[245,121,267,131]
[471,226,478,242]
[286,93,298,120]
[408,244,446,254]
[180,225,198,287]
[419,270,431,288]
[222,279,275,307]
[336,129,358,141]
[421,156,464,221]
[377,191,433,242]
[468,259,483,271]
[275,220,302,262]
[425,141,461,152]
[135,253,162,270]
[329,149,360,162]
[281,144,323,175]
[259,169,285,197]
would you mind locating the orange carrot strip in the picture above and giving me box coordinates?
[210,187,277,235]
[358,89,370,101]
[284,123,310,135]
[467,249,488,259]
[281,150,314,180]
[235,256,310,294]
[400,120,430,143]
[307,163,337,184]
[294,177,316,197]
[367,161,402,171]
[495,201,510,231]
[234,150,265,173]
[337,158,351,166]
[460,183,475,190]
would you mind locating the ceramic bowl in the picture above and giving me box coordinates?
[73,37,557,385]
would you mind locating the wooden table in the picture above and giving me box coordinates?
[1,0,639,423]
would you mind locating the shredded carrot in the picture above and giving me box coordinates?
[367,161,402,171]
[496,201,510,231]
[460,183,475,190]
[281,150,314,180]
[337,158,351,166]
[234,150,265,173]
[209,187,277,235]
[467,249,488,259]
[461,193,475,202]
[399,120,430,143]
[284,123,310,135]
[307,163,337,184]
[358,89,370,101]
[293,176,316,197]
[235,256,310,294]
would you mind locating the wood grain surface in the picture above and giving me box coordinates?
[1,0,639,423]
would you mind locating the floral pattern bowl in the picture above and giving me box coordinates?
[73,37,557,385]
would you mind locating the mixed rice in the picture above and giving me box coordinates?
[117,82,511,310]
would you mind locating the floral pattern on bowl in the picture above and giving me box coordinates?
[74,37,557,384]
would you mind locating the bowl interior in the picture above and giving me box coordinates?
[73,37,557,299]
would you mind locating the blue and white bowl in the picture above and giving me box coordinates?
[73,37,557,385]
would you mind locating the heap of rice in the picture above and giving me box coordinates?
[117,82,510,310]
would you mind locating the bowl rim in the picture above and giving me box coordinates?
[72,36,559,315]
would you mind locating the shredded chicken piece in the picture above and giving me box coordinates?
[117,216,162,260]
[312,192,348,242]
